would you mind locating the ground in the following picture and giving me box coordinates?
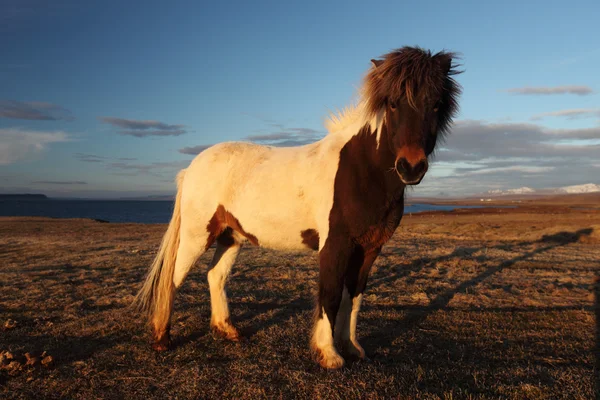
[1,203,599,399]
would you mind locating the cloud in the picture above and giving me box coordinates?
[75,153,138,163]
[179,119,323,156]
[243,126,323,146]
[178,145,213,155]
[99,117,187,137]
[0,100,74,121]
[31,180,87,185]
[505,85,594,96]
[108,160,188,177]
[414,119,600,196]
[0,128,69,165]
[454,165,555,176]
[75,153,109,163]
[530,108,600,121]
[432,120,600,163]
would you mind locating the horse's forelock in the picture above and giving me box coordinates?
[363,47,462,117]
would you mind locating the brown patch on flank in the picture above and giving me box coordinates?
[301,229,319,251]
[206,205,259,250]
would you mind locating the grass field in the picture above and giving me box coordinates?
[1,205,599,399]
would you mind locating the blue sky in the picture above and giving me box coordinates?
[1,0,599,198]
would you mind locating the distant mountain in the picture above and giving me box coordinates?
[486,187,536,195]
[118,195,174,201]
[481,183,600,197]
[554,183,600,194]
[0,194,48,200]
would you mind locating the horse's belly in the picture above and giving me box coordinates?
[231,202,319,252]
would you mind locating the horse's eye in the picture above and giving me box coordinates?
[389,101,397,111]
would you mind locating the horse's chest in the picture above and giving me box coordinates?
[354,202,404,249]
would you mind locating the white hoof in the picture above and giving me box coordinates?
[317,346,345,369]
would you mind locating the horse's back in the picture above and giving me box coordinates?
[179,139,340,250]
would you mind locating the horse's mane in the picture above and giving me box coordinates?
[325,103,364,133]
[326,46,462,137]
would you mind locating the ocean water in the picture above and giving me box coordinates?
[0,199,486,224]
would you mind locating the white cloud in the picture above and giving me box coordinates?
[415,119,600,196]
[530,108,600,121]
[0,127,69,165]
[505,85,594,96]
[459,166,555,176]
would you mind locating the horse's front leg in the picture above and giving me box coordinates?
[312,235,352,369]
[336,246,381,360]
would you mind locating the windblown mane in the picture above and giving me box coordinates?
[325,103,364,133]
[327,46,462,137]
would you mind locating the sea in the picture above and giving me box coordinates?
[0,199,488,224]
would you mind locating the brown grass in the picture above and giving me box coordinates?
[1,206,598,399]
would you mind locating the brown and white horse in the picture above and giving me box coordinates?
[134,46,462,369]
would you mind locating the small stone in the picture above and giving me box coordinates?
[0,351,14,364]
[25,353,39,367]
[4,319,17,329]
[41,355,54,368]
[5,361,22,376]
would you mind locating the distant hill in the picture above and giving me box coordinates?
[483,183,600,197]
[117,195,174,201]
[0,194,49,200]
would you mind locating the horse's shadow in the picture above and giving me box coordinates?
[362,227,594,360]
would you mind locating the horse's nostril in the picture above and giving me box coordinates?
[396,158,411,173]
[413,159,428,176]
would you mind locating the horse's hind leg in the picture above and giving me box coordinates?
[152,229,205,350]
[208,229,242,341]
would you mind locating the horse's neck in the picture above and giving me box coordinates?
[329,118,405,201]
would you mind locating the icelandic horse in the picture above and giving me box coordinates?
[134,46,461,369]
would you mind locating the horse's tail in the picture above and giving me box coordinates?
[133,169,186,329]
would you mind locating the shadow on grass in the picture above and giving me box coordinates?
[364,228,594,358]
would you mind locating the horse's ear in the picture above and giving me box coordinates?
[371,59,384,69]
[435,53,452,75]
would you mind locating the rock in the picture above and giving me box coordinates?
[4,319,17,329]
[41,355,54,368]
[4,361,22,376]
[0,351,14,365]
[25,353,39,367]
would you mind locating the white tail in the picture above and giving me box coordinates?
[133,169,186,332]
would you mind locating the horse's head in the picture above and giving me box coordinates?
[366,47,461,185]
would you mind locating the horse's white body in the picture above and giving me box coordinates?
[178,109,379,254]
[136,106,380,368]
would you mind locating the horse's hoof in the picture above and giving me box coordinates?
[152,335,171,351]
[343,340,366,360]
[211,322,242,342]
[316,348,345,370]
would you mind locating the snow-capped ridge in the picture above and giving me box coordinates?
[555,183,600,194]
[486,187,535,195]
[483,183,600,196]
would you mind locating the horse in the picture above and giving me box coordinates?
[134,46,462,369]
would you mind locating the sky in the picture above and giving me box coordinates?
[1,0,599,198]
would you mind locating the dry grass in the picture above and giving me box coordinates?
[1,207,598,399]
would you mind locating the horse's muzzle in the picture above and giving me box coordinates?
[395,157,428,185]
